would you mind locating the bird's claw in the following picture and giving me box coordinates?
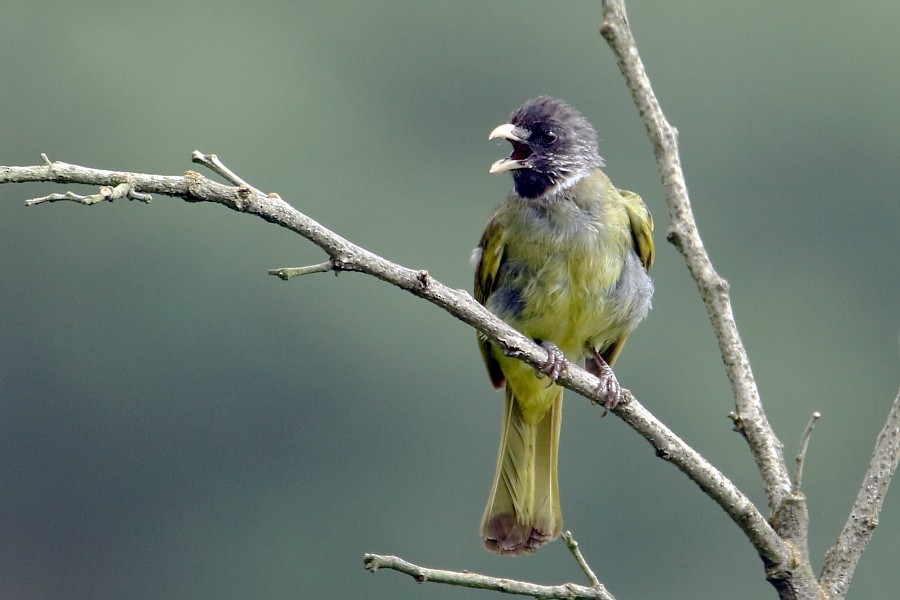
[596,366,622,411]
[587,352,624,411]
[536,341,568,382]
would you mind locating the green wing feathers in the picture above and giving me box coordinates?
[619,188,655,271]
[474,222,508,388]
[598,189,654,367]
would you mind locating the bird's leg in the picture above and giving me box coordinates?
[535,340,568,382]
[586,351,623,411]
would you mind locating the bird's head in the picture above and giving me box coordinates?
[489,96,604,199]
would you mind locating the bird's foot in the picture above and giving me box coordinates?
[586,352,623,411]
[536,340,568,382]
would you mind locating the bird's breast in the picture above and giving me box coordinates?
[487,192,638,359]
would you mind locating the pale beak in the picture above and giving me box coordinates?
[489,123,531,173]
[488,123,525,142]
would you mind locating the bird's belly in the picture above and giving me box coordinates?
[491,245,629,360]
[519,269,621,357]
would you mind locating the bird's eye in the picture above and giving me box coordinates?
[538,130,557,145]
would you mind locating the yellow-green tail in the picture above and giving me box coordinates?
[481,384,563,554]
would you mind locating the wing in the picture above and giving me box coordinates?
[474,219,507,388]
[597,188,655,367]
[620,188,655,271]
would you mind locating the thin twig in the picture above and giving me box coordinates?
[191,151,255,190]
[24,181,151,206]
[25,190,101,206]
[363,554,616,600]
[793,412,821,490]
[267,261,335,280]
[563,531,603,589]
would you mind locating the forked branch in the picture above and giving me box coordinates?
[364,549,615,600]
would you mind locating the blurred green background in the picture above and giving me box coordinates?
[1,1,898,599]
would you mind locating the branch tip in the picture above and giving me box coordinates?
[563,531,603,589]
[793,411,821,490]
[362,553,380,573]
[267,260,334,280]
[192,150,255,190]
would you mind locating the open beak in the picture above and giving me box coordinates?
[489,123,532,173]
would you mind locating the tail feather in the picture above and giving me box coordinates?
[481,385,563,554]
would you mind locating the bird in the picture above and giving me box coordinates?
[473,96,655,555]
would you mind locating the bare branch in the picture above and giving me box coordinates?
[793,412,821,490]
[363,554,615,600]
[601,0,792,510]
[820,387,900,599]
[562,531,603,590]
[26,182,152,206]
[615,388,785,565]
[192,150,256,190]
[0,152,786,568]
[267,261,335,280]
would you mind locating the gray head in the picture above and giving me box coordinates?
[489,96,604,199]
